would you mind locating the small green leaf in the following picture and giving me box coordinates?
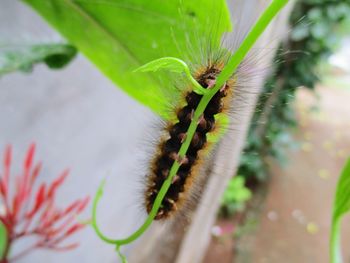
[0,43,77,76]
[135,57,207,95]
[0,221,7,259]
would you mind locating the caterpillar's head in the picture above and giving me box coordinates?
[196,66,221,89]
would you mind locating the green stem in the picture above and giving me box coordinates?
[92,0,289,257]
[216,0,288,88]
[330,216,342,263]
[1,231,10,263]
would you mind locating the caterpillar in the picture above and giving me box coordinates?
[84,2,289,261]
[142,0,289,220]
[142,0,281,220]
[145,60,235,220]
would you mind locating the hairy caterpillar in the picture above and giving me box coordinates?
[145,61,235,220]
[139,0,293,223]
[14,1,291,263]
[80,2,290,261]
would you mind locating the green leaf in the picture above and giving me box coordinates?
[135,57,207,94]
[330,158,350,263]
[0,221,7,259]
[22,0,231,118]
[0,43,77,76]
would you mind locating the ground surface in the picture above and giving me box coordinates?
[204,84,350,263]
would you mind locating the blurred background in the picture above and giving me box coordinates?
[0,0,350,263]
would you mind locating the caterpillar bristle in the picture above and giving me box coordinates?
[145,61,235,220]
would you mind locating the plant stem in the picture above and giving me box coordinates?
[216,0,288,88]
[1,230,11,263]
[330,217,342,263]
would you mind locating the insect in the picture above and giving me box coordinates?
[144,60,235,220]
[141,1,279,221]
[87,1,289,261]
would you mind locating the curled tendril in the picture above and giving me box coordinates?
[92,180,117,244]
[91,165,179,246]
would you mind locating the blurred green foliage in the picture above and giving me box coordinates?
[220,176,252,216]
[238,0,350,182]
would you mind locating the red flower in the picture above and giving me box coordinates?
[0,144,89,262]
